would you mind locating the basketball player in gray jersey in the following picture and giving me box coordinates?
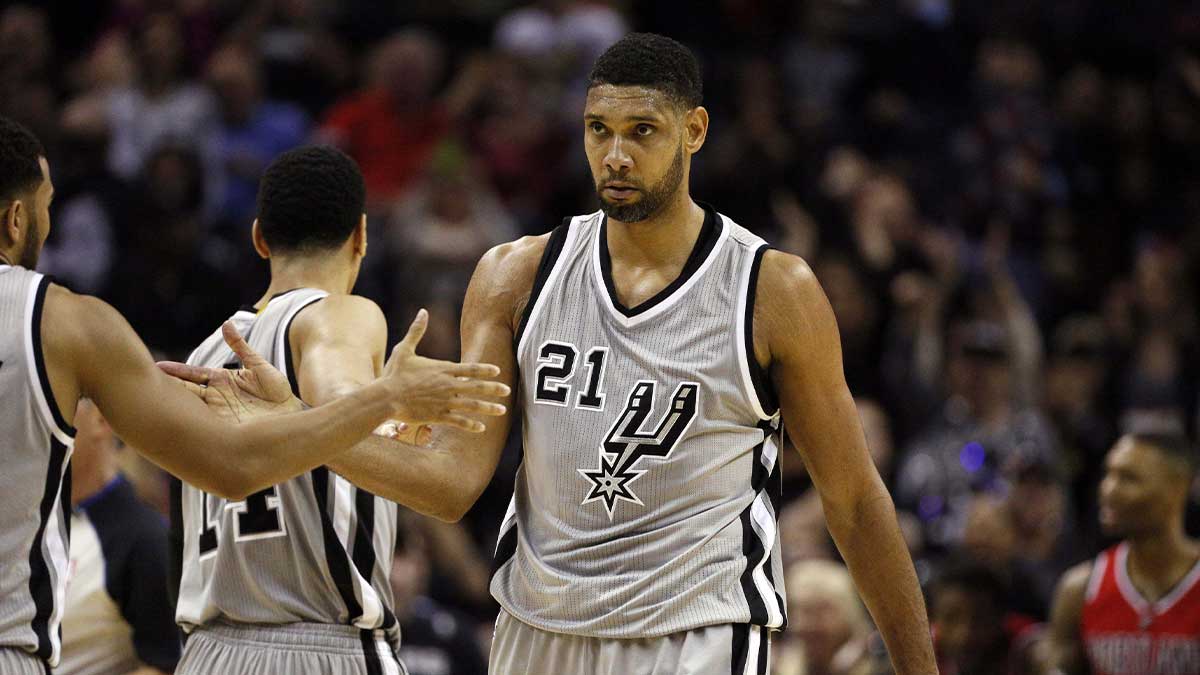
[0,116,508,675]
[171,34,937,675]
[171,146,516,675]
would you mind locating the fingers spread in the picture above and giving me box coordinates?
[437,414,486,433]
[450,380,512,400]
[448,398,507,417]
[157,361,213,385]
[395,308,429,355]
[445,362,503,379]
[222,321,269,367]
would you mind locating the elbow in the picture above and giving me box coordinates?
[430,475,488,523]
[203,463,261,501]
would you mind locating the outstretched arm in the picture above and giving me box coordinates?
[45,284,505,500]
[324,236,545,520]
[757,250,936,675]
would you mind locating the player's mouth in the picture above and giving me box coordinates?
[602,184,640,200]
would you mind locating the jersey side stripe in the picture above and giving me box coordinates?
[27,436,71,665]
[311,468,365,621]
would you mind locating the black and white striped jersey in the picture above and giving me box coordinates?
[0,265,76,667]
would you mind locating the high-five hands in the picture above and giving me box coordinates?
[158,309,509,435]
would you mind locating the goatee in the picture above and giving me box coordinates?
[597,146,685,223]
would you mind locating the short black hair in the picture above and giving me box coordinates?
[256,145,366,253]
[1130,432,1198,475]
[0,116,44,204]
[588,33,702,109]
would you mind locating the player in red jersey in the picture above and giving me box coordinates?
[1043,432,1200,674]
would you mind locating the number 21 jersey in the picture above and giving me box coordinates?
[492,205,788,639]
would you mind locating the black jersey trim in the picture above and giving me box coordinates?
[282,295,326,399]
[311,468,366,622]
[360,629,384,675]
[738,438,770,627]
[31,276,74,437]
[167,477,184,612]
[350,488,397,630]
[596,203,721,318]
[514,219,572,349]
[744,246,779,417]
[730,623,752,675]
[28,436,70,663]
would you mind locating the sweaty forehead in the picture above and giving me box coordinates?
[584,85,677,122]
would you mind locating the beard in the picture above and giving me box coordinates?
[596,146,685,223]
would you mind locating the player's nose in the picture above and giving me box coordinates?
[604,136,633,173]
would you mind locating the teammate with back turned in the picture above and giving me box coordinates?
[1043,433,1200,675]
[171,32,938,675]
[0,116,509,675]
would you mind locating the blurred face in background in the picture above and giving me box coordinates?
[931,584,1004,664]
[208,46,262,124]
[584,84,705,223]
[1099,436,1188,538]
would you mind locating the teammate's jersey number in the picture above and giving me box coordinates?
[198,487,287,556]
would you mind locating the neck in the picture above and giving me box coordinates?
[71,463,118,508]
[0,250,11,266]
[257,255,352,308]
[606,193,705,269]
[1127,520,1198,582]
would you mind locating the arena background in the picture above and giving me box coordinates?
[14,1,1200,673]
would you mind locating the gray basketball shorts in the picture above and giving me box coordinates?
[0,647,47,675]
[176,620,407,675]
[489,609,771,675]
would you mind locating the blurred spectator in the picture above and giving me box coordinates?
[226,0,353,117]
[58,400,179,675]
[381,139,517,319]
[107,145,243,355]
[320,29,485,208]
[391,519,488,675]
[927,559,1021,675]
[0,5,57,141]
[40,96,120,295]
[106,12,218,183]
[773,560,874,675]
[205,43,309,227]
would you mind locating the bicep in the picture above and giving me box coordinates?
[293,300,387,406]
[62,296,231,485]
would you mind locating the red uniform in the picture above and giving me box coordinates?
[1080,543,1200,675]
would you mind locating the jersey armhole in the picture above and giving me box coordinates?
[1085,550,1108,603]
[737,245,779,420]
[514,218,574,360]
[27,274,75,440]
[281,294,329,399]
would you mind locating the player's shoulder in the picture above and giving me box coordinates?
[42,282,127,343]
[755,249,823,318]
[1055,559,1096,606]
[289,293,386,343]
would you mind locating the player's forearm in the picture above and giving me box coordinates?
[326,431,493,521]
[220,381,401,498]
[825,484,936,675]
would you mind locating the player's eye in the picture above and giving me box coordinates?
[635,124,654,136]
[589,122,607,135]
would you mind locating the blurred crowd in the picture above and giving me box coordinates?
[20,0,1200,673]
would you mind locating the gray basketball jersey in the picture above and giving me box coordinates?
[491,206,788,639]
[0,265,75,667]
[175,289,400,646]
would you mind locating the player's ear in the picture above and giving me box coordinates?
[251,219,271,260]
[2,199,22,247]
[683,105,708,155]
[353,213,367,257]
